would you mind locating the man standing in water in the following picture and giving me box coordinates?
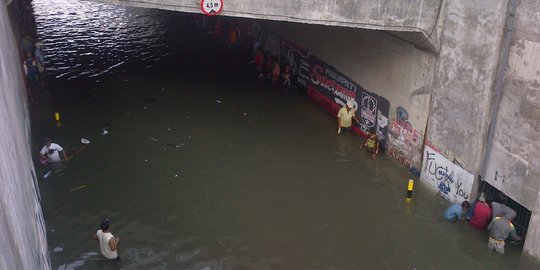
[337,100,359,134]
[364,129,379,158]
[39,137,67,164]
[487,211,521,254]
[94,219,120,260]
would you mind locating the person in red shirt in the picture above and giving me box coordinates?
[254,48,264,79]
[470,193,492,230]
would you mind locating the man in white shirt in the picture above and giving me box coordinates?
[39,137,67,163]
[94,219,120,260]
[337,100,359,134]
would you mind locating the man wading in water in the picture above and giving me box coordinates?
[39,137,67,164]
[364,130,379,158]
[337,100,359,134]
[94,219,121,261]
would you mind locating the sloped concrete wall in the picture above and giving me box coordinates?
[95,0,442,51]
[0,1,50,269]
[478,0,540,258]
[482,0,540,212]
[263,21,435,169]
[425,0,508,175]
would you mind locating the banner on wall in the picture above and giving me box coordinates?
[282,39,390,148]
[420,146,474,203]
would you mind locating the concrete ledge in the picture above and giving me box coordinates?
[92,0,441,52]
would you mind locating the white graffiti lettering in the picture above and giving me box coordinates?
[421,147,473,203]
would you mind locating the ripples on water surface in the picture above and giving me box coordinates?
[30,0,540,269]
[34,0,170,80]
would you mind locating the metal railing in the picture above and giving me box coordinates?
[478,180,531,240]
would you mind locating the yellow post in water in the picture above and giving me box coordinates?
[406,179,414,199]
[54,112,60,121]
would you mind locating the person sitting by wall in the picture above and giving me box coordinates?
[491,193,512,220]
[227,22,239,53]
[23,52,39,83]
[264,53,273,80]
[469,193,492,230]
[254,48,264,79]
[271,55,280,86]
[444,201,470,221]
[282,64,291,86]
[21,34,34,56]
[34,42,45,75]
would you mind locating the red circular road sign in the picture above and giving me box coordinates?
[201,0,223,16]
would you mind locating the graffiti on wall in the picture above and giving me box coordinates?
[387,107,423,169]
[264,32,281,60]
[281,39,309,83]
[420,146,474,203]
[494,170,507,183]
[282,39,390,147]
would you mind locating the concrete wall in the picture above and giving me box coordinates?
[96,0,443,51]
[263,21,435,169]
[425,0,508,175]
[477,0,540,258]
[0,1,50,269]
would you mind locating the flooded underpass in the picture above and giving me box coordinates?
[25,0,540,269]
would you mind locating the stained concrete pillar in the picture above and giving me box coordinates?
[0,1,51,269]
[486,0,540,258]
[425,0,508,186]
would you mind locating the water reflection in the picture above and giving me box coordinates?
[33,0,169,80]
[30,0,540,269]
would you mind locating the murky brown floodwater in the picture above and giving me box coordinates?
[28,0,540,269]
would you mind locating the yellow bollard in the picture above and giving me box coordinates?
[54,112,60,121]
[406,179,414,199]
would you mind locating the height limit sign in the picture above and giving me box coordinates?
[201,0,223,16]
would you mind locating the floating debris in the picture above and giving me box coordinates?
[99,125,109,135]
[53,247,64,252]
[175,249,201,262]
[215,100,222,103]
[70,185,86,192]
[43,170,52,179]
[150,137,158,142]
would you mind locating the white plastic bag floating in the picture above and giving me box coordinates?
[81,138,91,144]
